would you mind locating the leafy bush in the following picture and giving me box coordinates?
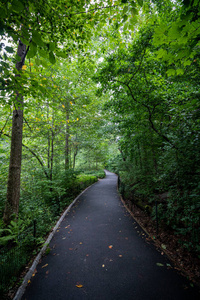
[83,169,105,179]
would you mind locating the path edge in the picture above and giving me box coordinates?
[13,183,97,300]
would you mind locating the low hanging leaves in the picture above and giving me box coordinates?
[49,51,56,64]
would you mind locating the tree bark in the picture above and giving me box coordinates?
[3,40,26,224]
[65,103,70,170]
[50,129,54,183]
[47,104,50,170]
[73,142,78,169]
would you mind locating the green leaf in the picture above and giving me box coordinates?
[56,50,68,59]
[123,23,128,32]
[5,46,14,53]
[167,69,176,76]
[11,0,24,13]
[157,48,167,59]
[183,60,191,67]
[32,31,44,47]
[27,42,37,59]
[38,48,47,59]
[40,59,49,68]
[131,7,138,16]
[137,0,143,6]
[168,24,181,40]
[49,51,56,64]
[130,16,138,27]
[123,14,128,22]
[0,235,15,245]
[176,68,184,75]
[123,6,129,14]
[49,42,56,51]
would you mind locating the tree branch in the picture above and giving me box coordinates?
[0,109,12,138]
[3,133,50,180]
[112,79,182,153]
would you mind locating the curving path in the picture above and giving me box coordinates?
[21,171,199,300]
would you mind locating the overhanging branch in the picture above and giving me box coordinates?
[3,134,50,180]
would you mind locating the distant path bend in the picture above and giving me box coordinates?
[22,170,199,300]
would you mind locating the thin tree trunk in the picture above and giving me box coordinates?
[50,129,54,183]
[3,40,26,224]
[47,104,50,170]
[137,142,143,172]
[73,144,78,169]
[65,104,70,170]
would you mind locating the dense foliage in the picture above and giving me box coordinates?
[96,0,200,254]
[0,0,200,296]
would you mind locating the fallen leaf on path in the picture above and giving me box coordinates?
[69,248,73,250]
[109,245,113,249]
[86,254,89,257]
[119,255,123,257]
[62,237,66,240]
[156,263,164,267]
[65,225,70,229]
[42,264,48,268]
[161,244,167,250]
[28,280,31,284]
[80,242,83,244]
[57,230,59,232]
[125,237,128,240]
[76,284,83,288]
[46,270,49,275]
[32,273,35,277]
[102,264,105,267]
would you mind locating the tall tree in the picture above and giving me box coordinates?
[1,0,109,223]
[3,40,26,223]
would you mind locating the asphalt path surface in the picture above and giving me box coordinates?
[22,170,199,300]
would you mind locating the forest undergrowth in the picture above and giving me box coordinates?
[116,171,200,287]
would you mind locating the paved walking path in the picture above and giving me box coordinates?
[21,171,199,300]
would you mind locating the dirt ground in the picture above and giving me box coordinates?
[122,198,200,287]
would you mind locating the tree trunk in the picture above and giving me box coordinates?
[73,143,78,169]
[3,40,26,224]
[50,129,54,183]
[137,142,143,172]
[65,104,70,170]
[47,104,50,170]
